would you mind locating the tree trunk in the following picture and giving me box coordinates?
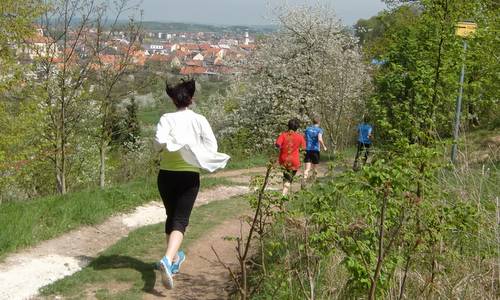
[56,153,64,194]
[369,185,390,300]
[59,95,67,195]
[99,142,106,188]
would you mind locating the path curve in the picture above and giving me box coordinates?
[0,185,248,300]
[146,216,251,300]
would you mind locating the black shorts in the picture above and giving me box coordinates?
[283,169,297,183]
[157,170,200,234]
[304,150,320,164]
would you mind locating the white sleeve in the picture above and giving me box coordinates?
[199,116,218,152]
[154,116,170,152]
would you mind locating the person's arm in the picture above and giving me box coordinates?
[275,134,283,149]
[318,133,327,151]
[154,116,169,152]
[368,126,373,140]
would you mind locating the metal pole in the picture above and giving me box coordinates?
[451,40,467,163]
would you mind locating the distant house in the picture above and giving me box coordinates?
[223,49,246,64]
[148,54,171,63]
[199,43,211,51]
[19,27,57,59]
[186,60,204,67]
[179,65,207,76]
[173,50,190,61]
[179,43,200,53]
[143,44,167,55]
[219,39,239,46]
[240,44,256,52]
[99,54,119,66]
[193,53,204,61]
[202,48,225,60]
[170,43,180,52]
[132,50,146,66]
[215,57,229,66]
[164,43,173,51]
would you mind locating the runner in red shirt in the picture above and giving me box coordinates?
[275,118,306,196]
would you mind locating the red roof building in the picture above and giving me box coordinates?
[179,66,207,75]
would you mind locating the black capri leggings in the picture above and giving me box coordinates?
[157,170,200,235]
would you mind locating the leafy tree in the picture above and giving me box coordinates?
[0,0,45,201]
[30,0,142,193]
[88,3,142,188]
[354,6,420,59]
[120,95,141,149]
[368,0,499,146]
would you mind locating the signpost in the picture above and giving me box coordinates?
[451,22,477,163]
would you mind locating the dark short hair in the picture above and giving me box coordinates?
[288,118,300,131]
[165,78,196,108]
[312,116,320,124]
[363,115,370,123]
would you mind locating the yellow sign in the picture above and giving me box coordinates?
[456,22,477,38]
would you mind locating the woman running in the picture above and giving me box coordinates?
[154,78,230,289]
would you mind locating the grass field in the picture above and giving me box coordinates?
[0,176,234,260]
[39,196,249,299]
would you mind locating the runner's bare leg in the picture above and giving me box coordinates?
[165,231,183,262]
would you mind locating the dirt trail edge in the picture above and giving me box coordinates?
[146,216,251,300]
[0,182,249,300]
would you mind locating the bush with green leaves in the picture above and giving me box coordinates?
[367,1,499,144]
[246,141,497,299]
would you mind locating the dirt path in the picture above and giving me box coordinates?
[144,216,250,300]
[0,164,331,299]
[0,184,251,300]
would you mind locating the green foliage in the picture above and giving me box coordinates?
[247,136,498,298]
[368,1,499,145]
[0,1,46,201]
[355,6,420,58]
[0,0,43,60]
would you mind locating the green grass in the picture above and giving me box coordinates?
[224,153,270,170]
[0,176,234,260]
[40,196,250,299]
[217,148,354,171]
[138,108,167,126]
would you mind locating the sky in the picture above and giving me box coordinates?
[139,0,387,26]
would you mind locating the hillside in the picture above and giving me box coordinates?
[139,21,277,33]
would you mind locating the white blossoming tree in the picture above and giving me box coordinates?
[215,5,370,153]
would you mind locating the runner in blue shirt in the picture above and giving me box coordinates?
[354,115,373,170]
[303,117,327,184]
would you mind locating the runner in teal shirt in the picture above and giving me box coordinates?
[354,115,373,169]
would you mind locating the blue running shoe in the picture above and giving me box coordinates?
[159,256,174,289]
[171,250,186,274]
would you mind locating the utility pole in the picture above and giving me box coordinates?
[451,22,477,163]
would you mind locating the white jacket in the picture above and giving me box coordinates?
[154,109,230,172]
